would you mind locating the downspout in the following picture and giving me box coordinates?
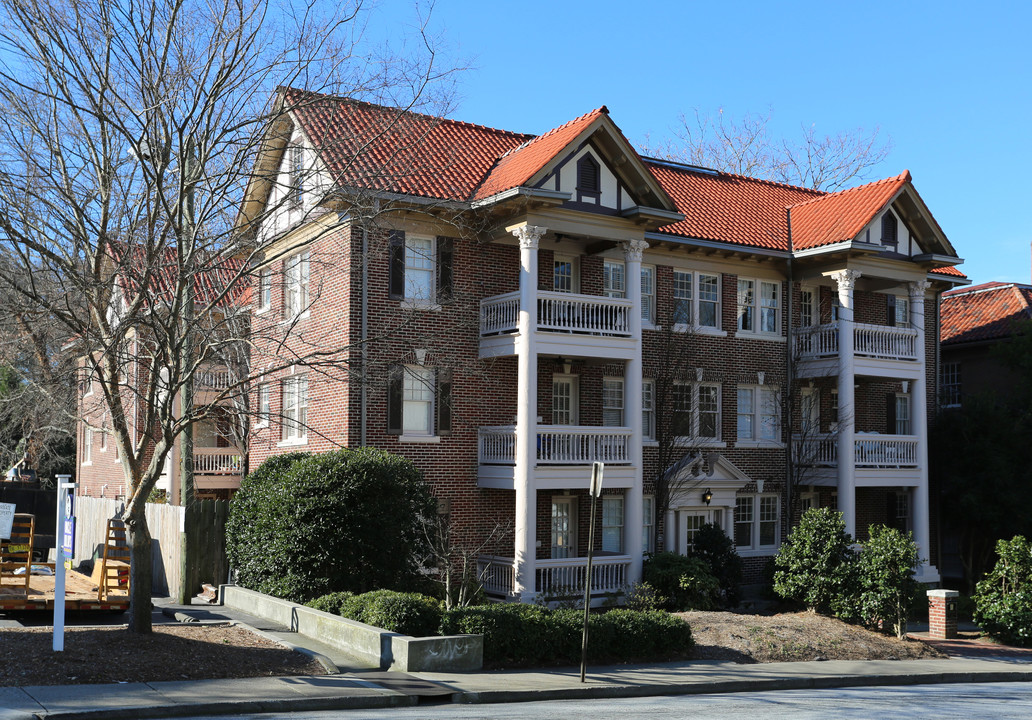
[785,208,795,525]
[360,223,369,447]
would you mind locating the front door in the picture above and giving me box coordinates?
[552,375,579,425]
[678,507,724,555]
[551,497,576,558]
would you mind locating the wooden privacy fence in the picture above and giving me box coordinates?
[73,496,229,597]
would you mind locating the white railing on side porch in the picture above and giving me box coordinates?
[476,555,631,598]
[794,322,919,362]
[478,426,632,465]
[193,448,243,475]
[194,367,233,390]
[479,291,633,337]
[794,434,918,468]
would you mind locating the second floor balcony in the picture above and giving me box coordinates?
[479,291,637,360]
[794,322,922,379]
[794,434,919,469]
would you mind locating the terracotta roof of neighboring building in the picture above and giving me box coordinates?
[941,281,1032,344]
[788,171,911,250]
[645,162,821,250]
[110,244,248,308]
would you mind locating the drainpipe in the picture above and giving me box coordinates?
[785,209,795,525]
[360,223,369,447]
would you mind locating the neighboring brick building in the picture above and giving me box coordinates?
[940,281,1032,406]
[78,90,967,599]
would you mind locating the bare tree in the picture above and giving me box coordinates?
[0,0,456,632]
[642,107,891,192]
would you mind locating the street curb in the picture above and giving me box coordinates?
[449,668,1032,704]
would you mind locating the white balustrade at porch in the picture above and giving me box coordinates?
[477,555,631,598]
[794,434,918,468]
[794,322,918,361]
[478,425,632,465]
[194,368,233,390]
[479,291,633,337]
[193,448,243,475]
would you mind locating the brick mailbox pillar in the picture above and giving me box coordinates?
[927,589,960,639]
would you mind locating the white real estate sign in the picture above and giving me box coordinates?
[0,502,15,539]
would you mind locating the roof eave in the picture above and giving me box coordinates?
[469,186,569,209]
[643,232,791,259]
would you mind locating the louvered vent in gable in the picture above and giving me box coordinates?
[881,212,898,249]
[577,154,601,200]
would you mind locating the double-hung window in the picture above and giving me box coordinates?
[256,384,271,428]
[284,252,310,318]
[603,260,625,298]
[642,496,655,554]
[737,279,780,335]
[735,495,779,552]
[258,267,272,312]
[673,270,720,330]
[602,377,624,426]
[641,266,655,324]
[672,381,721,441]
[387,365,453,438]
[642,379,655,441]
[289,145,304,208]
[887,294,910,327]
[942,362,962,408]
[281,375,308,443]
[894,394,911,435]
[737,385,780,443]
[602,496,624,553]
[83,427,93,464]
[553,256,577,293]
[388,232,454,305]
[800,286,817,327]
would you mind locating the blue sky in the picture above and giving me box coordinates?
[368,0,1031,285]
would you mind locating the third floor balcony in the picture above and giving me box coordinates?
[794,322,922,379]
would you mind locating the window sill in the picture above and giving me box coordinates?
[398,434,441,444]
[735,331,785,343]
[672,438,726,449]
[277,438,308,448]
[256,305,272,316]
[736,440,785,449]
[643,440,659,448]
[400,300,442,312]
[672,324,726,337]
[80,461,92,467]
[737,546,779,558]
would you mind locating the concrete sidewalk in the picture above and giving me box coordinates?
[3,600,1032,720]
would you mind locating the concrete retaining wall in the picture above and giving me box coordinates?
[220,585,482,672]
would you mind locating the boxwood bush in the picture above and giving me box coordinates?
[642,552,721,610]
[974,535,1032,647]
[440,604,693,667]
[307,590,442,637]
[226,448,436,602]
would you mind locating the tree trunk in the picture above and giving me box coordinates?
[126,511,153,634]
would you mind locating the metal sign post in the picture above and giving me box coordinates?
[580,461,604,683]
[53,475,76,652]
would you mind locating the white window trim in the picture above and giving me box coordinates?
[603,259,626,299]
[278,375,308,446]
[602,376,625,427]
[256,267,272,314]
[736,384,783,448]
[400,364,436,438]
[283,251,310,320]
[401,235,438,307]
[553,254,580,294]
[642,378,656,443]
[641,265,656,328]
[642,495,655,554]
[894,295,911,328]
[672,270,725,336]
[800,285,818,328]
[895,392,911,436]
[601,496,625,554]
[672,381,723,445]
[735,493,780,556]
[737,278,782,339]
[551,496,577,559]
[552,373,580,426]
[942,362,962,408]
[82,426,93,465]
[255,384,270,428]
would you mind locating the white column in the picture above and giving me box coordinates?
[831,269,860,537]
[512,224,545,601]
[623,239,648,581]
[909,280,938,582]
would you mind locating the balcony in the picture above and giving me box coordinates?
[479,291,637,360]
[477,554,631,604]
[478,425,636,490]
[794,322,921,379]
[194,368,233,391]
[794,434,920,487]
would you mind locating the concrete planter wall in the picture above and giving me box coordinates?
[220,585,483,672]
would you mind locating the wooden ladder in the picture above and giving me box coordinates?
[0,513,35,595]
[96,518,130,601]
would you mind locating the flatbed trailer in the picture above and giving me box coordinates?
[0,567,129,611]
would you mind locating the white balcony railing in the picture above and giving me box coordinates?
[480,291,633,338]
[193,448,243,475]
[794,322,919,362]
[478,425,632,465]
[794,434,919,468]
[477,555,631,598]
[194,368,233,390]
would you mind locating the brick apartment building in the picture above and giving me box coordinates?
[77,90,966,600]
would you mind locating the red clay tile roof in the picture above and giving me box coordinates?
[931,265,966,278]
[646,162,821,250]
[110,244,247,308]
[788,171,911,250]
[941,282,1032,344]
[287,90,531,202]
[472,107,608,200]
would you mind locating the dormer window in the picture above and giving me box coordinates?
[577,154,601,196]
[881,211,898,249]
